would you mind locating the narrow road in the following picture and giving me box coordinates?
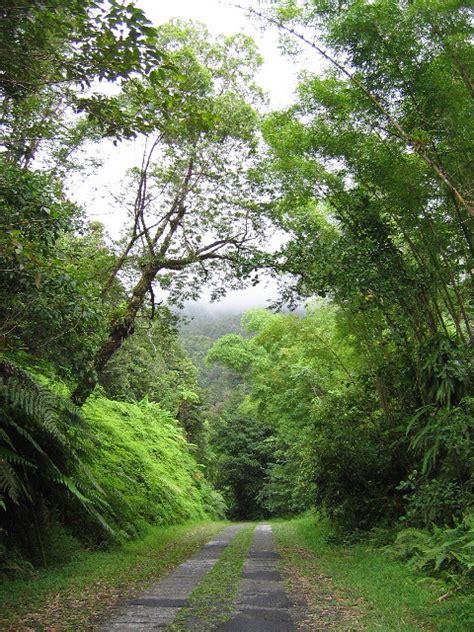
[216,524,297,631]
[101,523,299,631]
[101,524,243,631]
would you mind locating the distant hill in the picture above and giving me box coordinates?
[178,303,245,340]
[177,304,247,403]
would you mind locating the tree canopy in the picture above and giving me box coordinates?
[0,0,472,593]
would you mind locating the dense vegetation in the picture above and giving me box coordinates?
[0,0,472,616]
[0,4,246,571]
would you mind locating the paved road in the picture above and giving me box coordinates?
[101,524,243,631]
[101,523,299,631]
[215,524,298,632]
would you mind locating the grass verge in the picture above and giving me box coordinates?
[0,521,228,631]
[169,522,255,631]
[273,516,473,632]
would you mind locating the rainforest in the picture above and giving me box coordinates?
[0,1,473,630]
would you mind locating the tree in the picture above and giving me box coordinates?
[210,396,275,519]
[252,0,474,219]
[99,307,211,455]
[0,198,120,378]
[240,0,473,528]
[0,0,169,167]
[72,22,270,404]
[0,0,175,374]
[256,0,472,396]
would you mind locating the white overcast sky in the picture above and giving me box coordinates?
[73,0,322,310]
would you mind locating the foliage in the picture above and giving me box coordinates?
[307,385,405,530]
[83,394,225,541]
[1,5,248,576]
[101,310,195,409]
[72,20,272,403]
[0,358,109,568]
[207,301,472,535]
[274,516,474,631]
[0,356,224,571]
[400,396,474,526]
[99,308,213,460]
[0,159,118,377]
[179,306,246,421]
[390,514,474,588]
[0,0,170,168]
[262,0,473,383]
[208,307,362,522]
[0,158,76,271]
[1,0,472,597]
[238,0,474,540]
[206,334,256,374]
[210,397,274,519]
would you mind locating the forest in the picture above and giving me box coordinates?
[0,1,473,630]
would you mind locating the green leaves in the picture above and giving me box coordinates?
[0,358,111,549]
[391,514,474,586]
[403,396,473,525]
[255,2,473,536]
[83,395,224,530]
[0,0,175,167]
[264,0,473,350]
[420,336,471,408]
[0,0,164,96]
[0,356,225,568]
[207,335,256,374]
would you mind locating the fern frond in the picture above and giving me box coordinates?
[3,418,49,460]
[0,361,68,444]
[0,427,14,449]
[0,446,35,469]
[0,458,22,504]
[0,359,111,532]
[75,461,106,495]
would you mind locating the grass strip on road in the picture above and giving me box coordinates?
[0,521,228,632]
[169,522,256,631]
[273,516,473,632]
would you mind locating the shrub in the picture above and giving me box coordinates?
[401,397,474,526]
[390,514,474,588]
[309,385,406,531]
[0,358,224,571]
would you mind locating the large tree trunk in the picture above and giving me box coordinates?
[72,262,161,406]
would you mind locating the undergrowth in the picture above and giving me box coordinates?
[0,356,225,572]
[0,521,227,631]
[84,394,226,542]
[273,515,473,632]
[388,514,474,590]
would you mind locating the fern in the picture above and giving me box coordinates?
[1,357,224,566]
[0,458,22,505]
[0,446,35,469]
[390,515,474,587]
[84,396,226,533]
[0,358,111,534]
[0,365,66,443]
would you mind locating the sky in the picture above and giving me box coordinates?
[74,0,322,311]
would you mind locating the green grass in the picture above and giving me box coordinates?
[169,523,256,631]
[0,520,228,631]
[273,516,473,632]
